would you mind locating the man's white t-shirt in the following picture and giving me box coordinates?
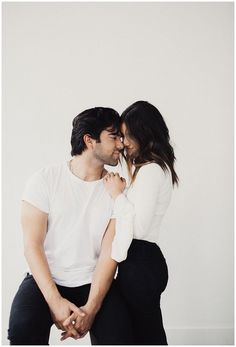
[22,162,114,287]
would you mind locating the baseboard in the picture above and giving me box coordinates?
[4,324,233,345]
[166,327,234,345]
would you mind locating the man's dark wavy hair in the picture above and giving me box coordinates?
[121,101,179,186]
[71,107,120,156]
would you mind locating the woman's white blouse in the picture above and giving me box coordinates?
[111,163,173,262]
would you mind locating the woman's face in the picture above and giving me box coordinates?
[121,122,139,160]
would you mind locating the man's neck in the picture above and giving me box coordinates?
[70,155,105,182]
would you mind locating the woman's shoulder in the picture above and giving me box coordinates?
[138,162,165,175]
[136,162,171,183]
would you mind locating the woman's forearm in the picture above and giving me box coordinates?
[86,255,117,313]
[85,220,118,314]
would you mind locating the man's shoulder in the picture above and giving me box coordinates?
[39,162,66,175]
[22,163,66,213]
[28,162,67,184]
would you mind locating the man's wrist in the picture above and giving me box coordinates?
[44,284,61,305]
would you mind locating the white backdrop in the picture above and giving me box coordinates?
[2,2,234,345]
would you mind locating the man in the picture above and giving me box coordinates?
[8,107,133,345]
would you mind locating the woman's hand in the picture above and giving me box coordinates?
[103,172,126,200]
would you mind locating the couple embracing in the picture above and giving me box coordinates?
[8,101,178,345]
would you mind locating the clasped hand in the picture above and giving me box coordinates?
[49,296,94,341]
[60,305,96,341]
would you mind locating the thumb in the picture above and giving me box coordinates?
[69,302,86,317]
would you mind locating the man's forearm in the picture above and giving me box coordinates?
[24,244,61,304]
[22,202,61,305]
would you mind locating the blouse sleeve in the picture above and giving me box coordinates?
[111,164,166,262]
[111,193,135,262]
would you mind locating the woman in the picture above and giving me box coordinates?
[62,101,178,345]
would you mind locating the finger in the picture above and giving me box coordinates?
[60,331,72,341]
[103,175,111,182]
[108,172,114,177]
[61,333,78,341]
[73,328,88,339]
[63,312,77,330]
[60,327,80,341]
[69,327,81,340]
[74,317,84,330]
[76,307,86,317]
[61,332,73,341]
[69,303,86,317]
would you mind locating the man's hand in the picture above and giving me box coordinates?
[60,303,97,341]
[49,296,86,339]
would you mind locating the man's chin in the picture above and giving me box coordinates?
[105,159,119,167]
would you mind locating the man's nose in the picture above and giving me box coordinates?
[116,138,124,149]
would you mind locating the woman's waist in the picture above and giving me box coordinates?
[126,238,166,262]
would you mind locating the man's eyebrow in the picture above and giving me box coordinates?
[107,129,121,135]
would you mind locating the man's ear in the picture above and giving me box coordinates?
[83,134,96,149]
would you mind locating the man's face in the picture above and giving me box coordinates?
[93,127,124,166]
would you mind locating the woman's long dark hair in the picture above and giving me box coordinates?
[121,101,179,186]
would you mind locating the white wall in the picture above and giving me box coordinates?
[2,2,234,345]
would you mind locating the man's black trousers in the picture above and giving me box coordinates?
[8,239,168,345]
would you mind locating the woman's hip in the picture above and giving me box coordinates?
[116,239,168,309]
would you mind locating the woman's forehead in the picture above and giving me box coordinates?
[120,123,127,134]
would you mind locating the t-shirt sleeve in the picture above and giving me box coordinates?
[22,171,50,213]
